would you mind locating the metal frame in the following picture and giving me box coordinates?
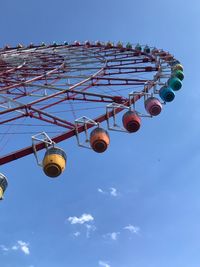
[32,132,55,166]
[106,102,130,132]
[128,91,152,118]
[75,116,98,149]
[0,42,177,165]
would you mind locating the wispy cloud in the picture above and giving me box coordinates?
[0,245,9,252]
[124,224,140,234]
[98,187,120,197]
[1,241,30,255]
[16,240,30,255]
[99,260,111,267]
[85,224,96,238]
[68,213,94,225]
[68,214,96,239]
[104,232,120,241]
[110,232,120,240]
[98,188,106,194]
[73,232,81,237]
[110,187,118,197]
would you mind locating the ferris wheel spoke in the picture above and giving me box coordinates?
[104,66,158,76]
[29,90,126,112]
[0,65,65,93]
[26,107,75,129]
[0,82,147,165]
[91,76,149,86]
[0,114,25,125]
[0,41,184,170]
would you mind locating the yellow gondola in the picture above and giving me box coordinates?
[0,173,8,200]
[43,147,67,178]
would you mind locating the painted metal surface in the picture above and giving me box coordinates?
[145,97,162,116]
[0,42,182,165]
[90,127,110,153]
[43,147,66,177]
[122,110,141,132]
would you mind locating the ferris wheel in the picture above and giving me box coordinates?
[0,41,184,199]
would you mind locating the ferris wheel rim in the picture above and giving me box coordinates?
[0,41,180,165]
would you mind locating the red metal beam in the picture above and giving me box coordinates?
[0,43,164,165]
[0,83,154,165]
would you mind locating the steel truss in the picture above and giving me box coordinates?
[0,42,176,165]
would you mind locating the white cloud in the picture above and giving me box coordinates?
[110,187,118,197]
[85,224,96,238]
[99,260,111,267]
[68,213,94,225]
[73,232,81,237]
[1,241,30,255]
[104,232,120,241]
[98,188,105,194]
[124,224,140,234]
[17,240,30,255]
[110,232,120,240]
[98,187,120,197]
[21,245,30,255]
[0,245,9,252]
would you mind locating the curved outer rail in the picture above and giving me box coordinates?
[0,85,152,165]
[0,42,177,165]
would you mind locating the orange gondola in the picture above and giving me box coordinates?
[90,127,110,153]
[122,111,141,132]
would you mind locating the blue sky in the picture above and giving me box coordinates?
[0,0,200,267]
